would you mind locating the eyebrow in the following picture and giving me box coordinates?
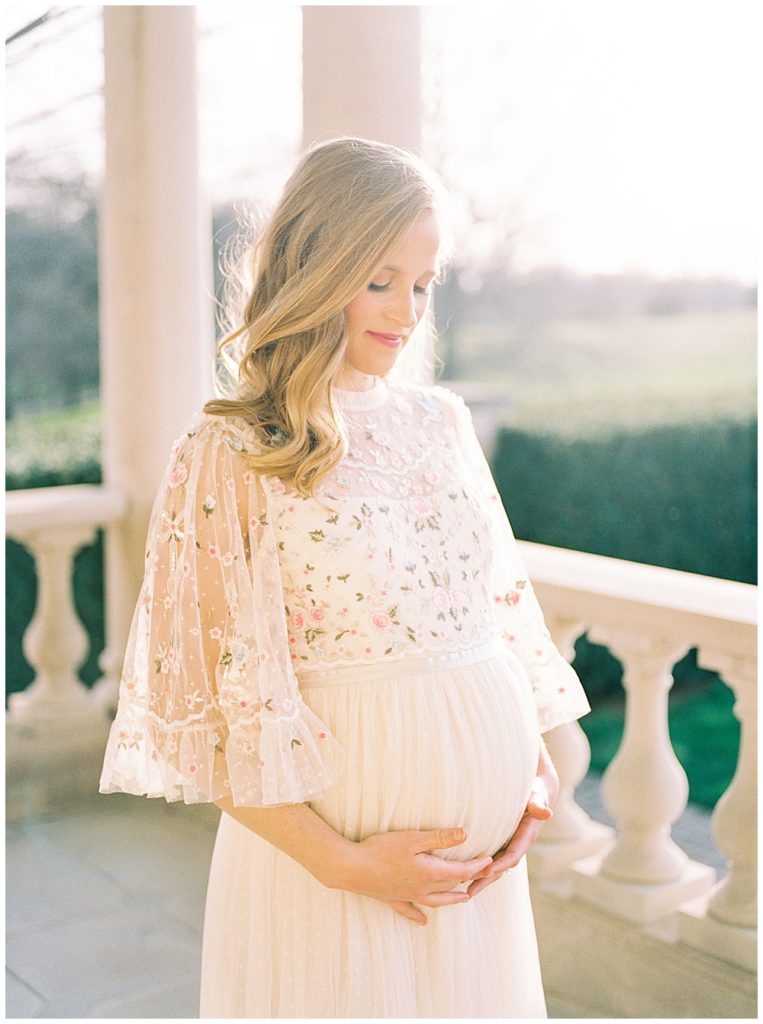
[381,264,437,276]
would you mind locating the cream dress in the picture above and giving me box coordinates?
[100,377,590,1018]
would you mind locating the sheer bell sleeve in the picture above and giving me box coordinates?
[99,413,343,807]
[434,386,591,734]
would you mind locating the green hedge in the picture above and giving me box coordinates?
[492,417,756,585]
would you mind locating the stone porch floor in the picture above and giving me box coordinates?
[5,771,726,1019]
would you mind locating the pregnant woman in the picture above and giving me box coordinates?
[100,136,590,1017]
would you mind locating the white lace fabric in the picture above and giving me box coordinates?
[100,378,590,808]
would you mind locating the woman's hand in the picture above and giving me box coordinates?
[467,737,559,899]
[335,827,493,925]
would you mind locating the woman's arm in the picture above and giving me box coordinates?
[214,795,493,925]
[466,735,559,898]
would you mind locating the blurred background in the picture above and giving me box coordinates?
[6,0,756,806]
[5,2,758,1018]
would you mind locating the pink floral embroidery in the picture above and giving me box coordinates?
[168,461,188,488]
[409,496,432,517]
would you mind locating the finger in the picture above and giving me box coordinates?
[417,890,472,908]
[390,900,427,926]
[413,827,468,852]
[466,874,500,898]
[417,851,493,880]
[495,822,543,868]
[526,798,553,820]
[428,866,489,893]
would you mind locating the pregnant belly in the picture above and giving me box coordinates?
[302,651,541,862]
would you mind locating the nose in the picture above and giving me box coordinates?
[387,288,418,329]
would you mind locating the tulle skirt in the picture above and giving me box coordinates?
[199,639,547,1018]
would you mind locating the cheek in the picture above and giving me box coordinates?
[344,293,373,336]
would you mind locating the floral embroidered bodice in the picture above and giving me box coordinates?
[255,381,500,670]
[100,377,590,809]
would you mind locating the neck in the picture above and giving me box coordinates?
[334,365,378,391]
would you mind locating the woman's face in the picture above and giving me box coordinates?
[342,211,441,379]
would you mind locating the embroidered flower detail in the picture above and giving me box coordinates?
[371,612,392,630]
[168,461,188,488]
[202,495,216,517]
[409,496,432,517]
[224,433,244,452]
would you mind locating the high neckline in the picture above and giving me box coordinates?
[332,376,389,411]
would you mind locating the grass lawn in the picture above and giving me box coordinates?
[449,307,756,437]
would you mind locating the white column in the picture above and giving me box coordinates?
[302,6,421,150]
[98,6,211,705]
[678,648,757,971]
[573,631,715,922]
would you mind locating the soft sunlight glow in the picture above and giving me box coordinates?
[5,1,758,282]
[422,1,758,281]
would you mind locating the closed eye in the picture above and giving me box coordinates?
[368,283,433,295]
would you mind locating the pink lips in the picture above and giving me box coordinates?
[367,331,403,348]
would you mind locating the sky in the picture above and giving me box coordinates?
[4,1,760,283]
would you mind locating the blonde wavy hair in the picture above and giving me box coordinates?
[203,136,449,498]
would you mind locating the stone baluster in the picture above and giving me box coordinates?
[530,618,614,878]
[702,651,757,929]
[9,526,105,729]
[678,648,756,971]
[573,630,715,922]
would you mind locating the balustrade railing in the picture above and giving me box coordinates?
[6,485,127,733]
[4,487,757,978]
[523,540,756,972]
